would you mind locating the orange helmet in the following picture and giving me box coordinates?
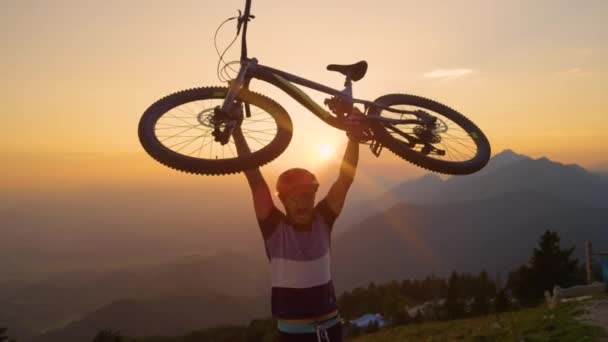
[276,168,319,197]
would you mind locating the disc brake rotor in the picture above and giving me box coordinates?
[413,125,441,144]
[197,108,215,128]
[413,116,448,144]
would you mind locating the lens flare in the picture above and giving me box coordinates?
[320,144,334,159]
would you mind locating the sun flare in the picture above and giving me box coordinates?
[320,144,334,159]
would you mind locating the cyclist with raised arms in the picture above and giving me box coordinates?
[232,112,362,342]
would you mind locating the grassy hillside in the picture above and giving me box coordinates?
[96,295,608,342]
[350,295,607,342]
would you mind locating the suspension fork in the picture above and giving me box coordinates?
[219,60,252,115]
[213,60,255,144]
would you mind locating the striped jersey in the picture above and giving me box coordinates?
[258,198,338,319]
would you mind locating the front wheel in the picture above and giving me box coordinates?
[138,87,293,175]
[368,94,491,175]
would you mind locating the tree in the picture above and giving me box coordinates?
[445,271,465,319]
[93,329,127,342]
[379,282,409,325]
[471,270,495,315]
[348,323,362,337]
[391,307,410,326]
[508,230,580,305]
[494,287,510,314]
[532,230,579,288]
[0,327,16,342]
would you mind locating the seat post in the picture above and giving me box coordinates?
[343,76,353,97]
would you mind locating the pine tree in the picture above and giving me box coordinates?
[93,329,126,342]
[472,271,493,315]
[494,287,510,314]
[531,230,579,289]
[508,230,580,305]
[445,271,465,319]
[0,327,8,342]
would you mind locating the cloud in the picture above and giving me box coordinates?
[571,48,592,57]
[538,129,600,137]
[422,68,476,80]
[556,67,591,78]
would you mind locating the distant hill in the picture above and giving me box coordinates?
[27,295,267,342]
[333,190,608,292]
[332,150,608,291]
[335,173,444,233]
[337,149,608,233]
[431,152,607,207]
[0,184,261,280]
[588,160,608,173]
[2,251,269,341]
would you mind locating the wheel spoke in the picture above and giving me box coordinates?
[244,133,270,147]
[226,140,236,158]
[160,125,205,142]
[156,124,204,130]
[175,105,195,118]
[441,133,477,153]
[440,141,455,161]
[242,130,277,136]
[196,134,208,158]
[443,139,469,160]
[175,135,204,152]
[195,137,214,157]
[241,119,275,124]
[183,103,198,115]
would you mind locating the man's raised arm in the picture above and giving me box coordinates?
[232,125,275,219]
[325,137,359,216]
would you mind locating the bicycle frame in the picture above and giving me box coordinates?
[219,0,429,138]
[221,58,427,128]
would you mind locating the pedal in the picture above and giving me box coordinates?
[370,139,383,157]
[244,103,251,118]
[421,145,432,155]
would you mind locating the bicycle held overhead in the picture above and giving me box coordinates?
[138,0,491,176]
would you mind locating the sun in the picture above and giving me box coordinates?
[320,144,334,159]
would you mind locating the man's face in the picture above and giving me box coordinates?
[282,190,317,225]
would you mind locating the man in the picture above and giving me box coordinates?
[232,111,360,342]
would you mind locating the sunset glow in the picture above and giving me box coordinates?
[1,0,607,189]
[3,3,608,340]
[319,144,334,160]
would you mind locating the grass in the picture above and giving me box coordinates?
[349,294,608,342]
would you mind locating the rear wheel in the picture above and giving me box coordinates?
[368,94,490,175]
[138,87,293,175]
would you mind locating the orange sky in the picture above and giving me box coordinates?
[1,0,607,190]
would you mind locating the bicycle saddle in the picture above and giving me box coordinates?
[327,60,368,82]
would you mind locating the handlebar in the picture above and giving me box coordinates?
[240,0,253,61]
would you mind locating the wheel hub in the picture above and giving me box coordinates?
[414,125,442,144]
